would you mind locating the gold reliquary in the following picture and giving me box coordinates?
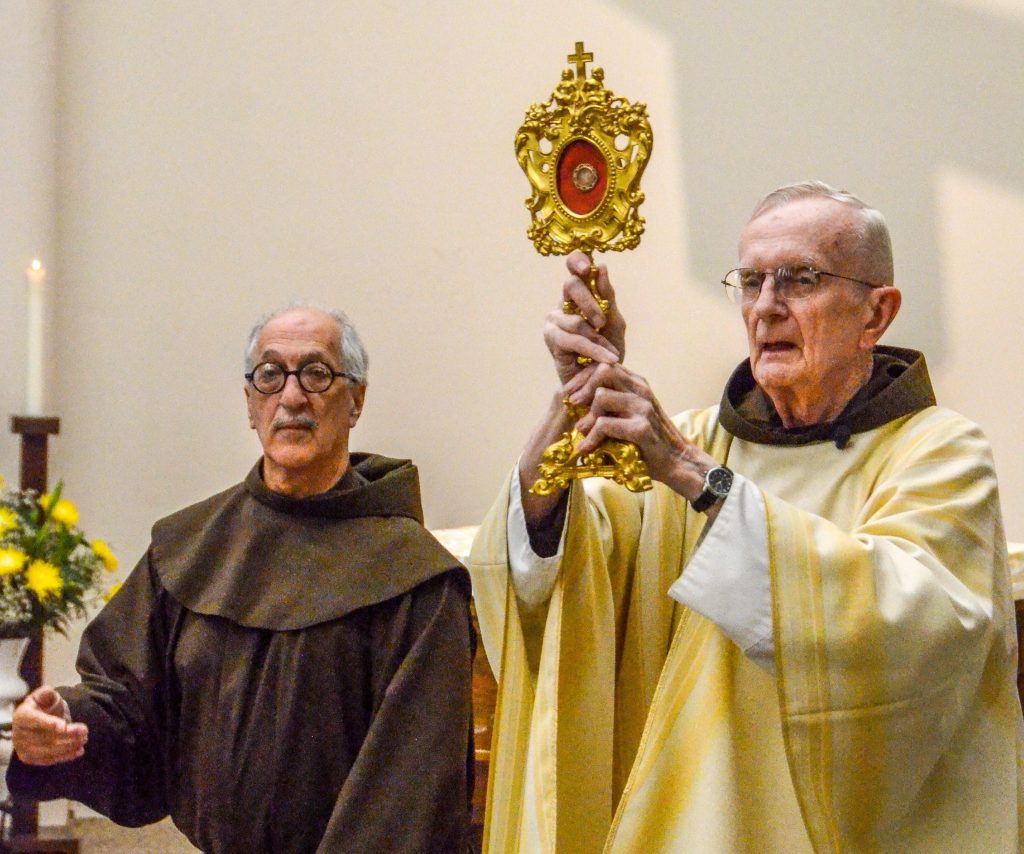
[515,42,654,494]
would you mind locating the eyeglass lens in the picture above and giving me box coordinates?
[251,362,337,393]
[725,266,820,303]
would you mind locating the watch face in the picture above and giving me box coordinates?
[707,466,733,497]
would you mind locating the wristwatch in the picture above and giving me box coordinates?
[690,465,733,513]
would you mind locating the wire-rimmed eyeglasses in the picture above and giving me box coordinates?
[722,265,884,304]
[245,361,356,395]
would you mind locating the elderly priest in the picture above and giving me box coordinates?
[469,181,1023,853]
[8,306,474,853]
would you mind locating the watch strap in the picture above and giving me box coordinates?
[690,487,719,513]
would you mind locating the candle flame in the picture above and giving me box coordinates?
[29,259,44,273]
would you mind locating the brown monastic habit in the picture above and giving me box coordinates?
[9,454,474,854]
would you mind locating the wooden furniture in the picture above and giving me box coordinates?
[3,830,79,854]
[430,526,495,849]
[470,602,497,851]
[4,417,77,854]
[1016,600,1024,708]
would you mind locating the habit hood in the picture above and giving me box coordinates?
[718,345,937,448]
[151,453,463,630]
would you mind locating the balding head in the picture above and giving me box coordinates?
[749,180,894,286]
[245,303,368,386]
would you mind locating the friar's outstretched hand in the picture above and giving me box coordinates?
[12,686,88,766]
[544,250,626,385]
[564,362,719,507]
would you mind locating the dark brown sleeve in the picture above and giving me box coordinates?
[316,568,474,854]
[6,551,173,827]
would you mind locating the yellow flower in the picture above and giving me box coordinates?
[0,548,27,576]
[0,508,17,536]
[102,581,123,602]
[25,559,63,600]
[91,539,118,572]
[48,499,79,528]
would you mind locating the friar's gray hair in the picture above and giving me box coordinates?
[244,302,368,385]
[750,180,895,285]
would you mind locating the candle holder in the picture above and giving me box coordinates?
[5,415,73,849]
[515,42,654,494]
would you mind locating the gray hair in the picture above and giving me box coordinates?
[750,180,894,285]
[244,302,369,385]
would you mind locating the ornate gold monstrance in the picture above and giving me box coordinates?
[516,42,654,494]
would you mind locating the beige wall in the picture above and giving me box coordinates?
[0,0,1021,687]
[0,0,58,470]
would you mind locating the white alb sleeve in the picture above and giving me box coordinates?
[506,471,566,609]
[667,474,775,670]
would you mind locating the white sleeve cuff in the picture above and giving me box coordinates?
[506,471,565,609]
[667,474,774,671]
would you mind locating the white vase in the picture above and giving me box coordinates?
[0,637,28,805]
[0,637,29,728]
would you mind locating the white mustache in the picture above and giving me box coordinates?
[272,415,317,431]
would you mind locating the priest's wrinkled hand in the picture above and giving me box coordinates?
[544,250,626,385]
[566,362,718,503]
[12,686,88,765]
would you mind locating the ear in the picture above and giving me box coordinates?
[348,385,366,428]
[859,287,901,350]
[244,385,256,429]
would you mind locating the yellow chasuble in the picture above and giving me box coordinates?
[470,359,1023,852]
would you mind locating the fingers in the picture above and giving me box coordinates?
[545,312,620,384]
[574,389,654,455]
[588,259,617,305]
[563,251,616,329]
[565,251,616,298]
[564,361,644,406]
[34,686,68,719]
[24,686,60,714]
[545,312,620,360]
[16,740,87,766]
[547,252,627,387]
[565,364,650,455]
[560,364,715,498]
[562,364,671,461]
[12,686,88,766]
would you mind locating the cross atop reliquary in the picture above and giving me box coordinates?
[567,40,593,77]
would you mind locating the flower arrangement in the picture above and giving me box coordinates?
[0,474,117,637]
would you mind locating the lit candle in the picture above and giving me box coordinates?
[25,259,45,415]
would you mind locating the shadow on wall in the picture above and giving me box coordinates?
[611,0,1024,368]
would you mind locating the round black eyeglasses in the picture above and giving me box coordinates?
[245,361,356,395]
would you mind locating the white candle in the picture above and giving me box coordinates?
[25,259,45,415]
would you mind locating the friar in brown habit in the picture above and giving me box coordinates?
[7,306,474,853]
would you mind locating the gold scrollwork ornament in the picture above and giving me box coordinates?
[514,42,653,257]
[515,42,654,495]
